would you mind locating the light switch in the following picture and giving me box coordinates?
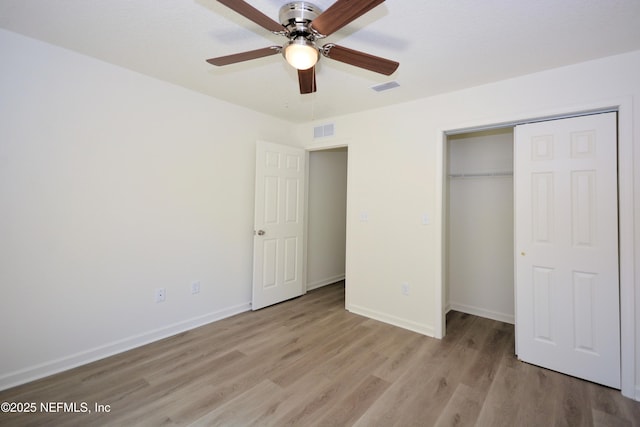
[359,211,369,222]
[422,213,430,225]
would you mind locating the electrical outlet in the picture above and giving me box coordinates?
[401,282,410,296]
[191,281,201,294]
[155,288,166,303]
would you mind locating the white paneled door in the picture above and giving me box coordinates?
[515,112,620,388]
[252,141,306,310]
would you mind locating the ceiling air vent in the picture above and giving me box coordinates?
[371,81,400,92]
[313,123,335,139]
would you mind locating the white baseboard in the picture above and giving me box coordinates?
[0,302,251,391]
[306,274,345,291]
[347,304,435,337]
[448,302,515,324]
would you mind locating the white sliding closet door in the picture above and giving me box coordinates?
[514,112,620,388]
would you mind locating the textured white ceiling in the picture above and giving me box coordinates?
[1,0,640,123]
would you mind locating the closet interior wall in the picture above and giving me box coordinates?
[446,128,515,324]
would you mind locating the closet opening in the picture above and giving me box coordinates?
[444,127,515,331]
[437,102,634,399]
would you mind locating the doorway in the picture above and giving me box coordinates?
[251,142,348,310]
[306,147,348,291]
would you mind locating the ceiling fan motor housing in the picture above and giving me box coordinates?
[279,2,322,38]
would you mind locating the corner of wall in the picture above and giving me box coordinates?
[347,303,435,337]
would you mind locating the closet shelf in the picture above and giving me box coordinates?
[448,171,513,178]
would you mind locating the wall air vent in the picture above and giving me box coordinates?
[313,123,335,139]
[371,81,400,92]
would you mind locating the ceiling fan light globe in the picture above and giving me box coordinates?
[284,40,319,70]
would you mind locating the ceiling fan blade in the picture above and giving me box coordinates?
[298,67,317,94]
[216,0,285,33]
[206,46,281,66]
[322,44,398,75]
[311,0,385,37]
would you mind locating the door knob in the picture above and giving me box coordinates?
[256,230,266,236]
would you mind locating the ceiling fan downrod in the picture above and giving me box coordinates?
[279,1,323,39]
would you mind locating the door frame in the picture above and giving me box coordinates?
[435,97,635,400]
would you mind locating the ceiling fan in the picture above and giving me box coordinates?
[206,0,399,94]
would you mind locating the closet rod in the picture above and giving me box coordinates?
[448,171,513,178]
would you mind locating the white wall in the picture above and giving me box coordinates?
[0,29,293,390]
[447,129,514,323]
[293,50,640,399]
[307,148,347,290]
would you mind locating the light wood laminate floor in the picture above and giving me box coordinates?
[1,282,638,426]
